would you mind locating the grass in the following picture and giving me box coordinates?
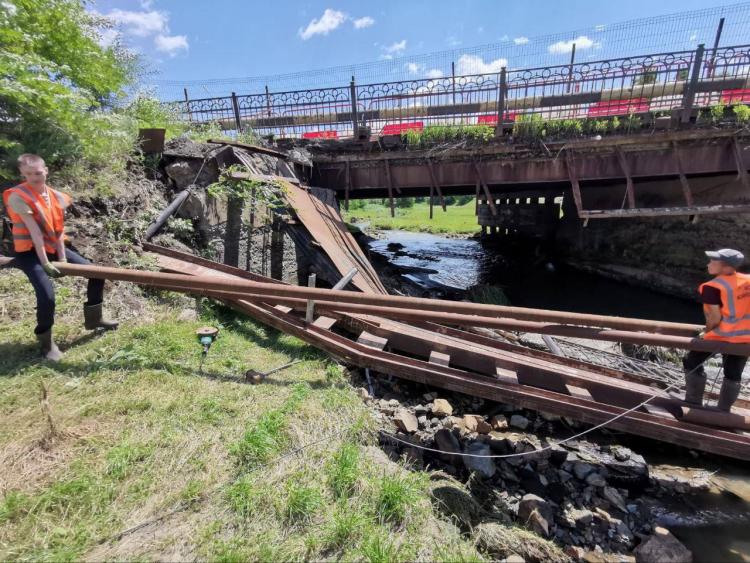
[0,267,482,561]
[343,199,480,234]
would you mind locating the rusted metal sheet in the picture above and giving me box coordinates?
[279,179,387,294]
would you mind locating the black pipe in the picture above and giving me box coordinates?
[143,189,191,241]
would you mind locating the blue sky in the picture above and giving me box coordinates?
[95,0,739,88]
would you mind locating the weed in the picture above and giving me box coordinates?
[710,103,726,123]
[0,491,29,524]
[325,362,347,385]
[105,443,153,480]
[467,284,511,306]
[733,104,750,124]
[323,508,369,549]
[360,532,401,563]
[284,483,322,523]
[226,479,266,518]
[230,409,287,470]
[327,442,360,499]
[373,472,425,525]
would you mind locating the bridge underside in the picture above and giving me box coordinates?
[310,130,750,222]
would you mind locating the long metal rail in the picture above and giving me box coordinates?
[143,245,750,461]
[3,248,749,459]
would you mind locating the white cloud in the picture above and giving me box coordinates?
[140,0,154,8]
[548,35,596,54]
[594,24,606,32]
[689,32,698,42]
[384,39,407,55]
[477,26,484,34]
[500,34,509,41]
[107,8,168,37]
[353,16,374,29]
[298,8,347,40]
[405,62,444,79]
[155,33,188,56]
[447,36,462,47]
[456,54,507,75]
[513,36,529,45]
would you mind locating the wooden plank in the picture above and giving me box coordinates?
[429,350,451,367]
[733,137,749,191]
[578,204,750,219]
[357,331,388,351]
[615,147,635,209]
[643,403,677,420]
[472,160,498,216]
[274,304,293,314]
[312,315,337,330]
[344,159,351,211]
[496,366,519,385]
[565,151,585,216]
[384,159,395,218]
[672,141,694,206]
[426,159,447,211]
[206,138,288,159]
[566,384,593,401]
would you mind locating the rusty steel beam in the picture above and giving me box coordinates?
[148,246,750,460]
[34,260,704,336]
[134,280,750,356]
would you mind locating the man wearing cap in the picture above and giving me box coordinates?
[683,248,749,411]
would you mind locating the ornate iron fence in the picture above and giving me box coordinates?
[170,43,750,139]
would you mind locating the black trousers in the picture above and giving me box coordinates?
[683,350,748,382]
[11,248,104,334]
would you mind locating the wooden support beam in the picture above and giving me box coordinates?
[565,151,585,217]
[429,182,434,219]
[672,141,694,206]
[357,331,388,350]
[615,147,635,209]
[384,158,395,218]
[643,403,677,420]
[475,180,480,215]
[472,160,498,215]
[426,159,447,211]
[732,137,749,191]
[344,159,351,211]
[495,367,519,385]
[429,350,451,367]
[577,204,750,219]
[566,384,593,401]
[312,315,337,330]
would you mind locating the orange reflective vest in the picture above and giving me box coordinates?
[2,183,71,254]
[700,273,750,343]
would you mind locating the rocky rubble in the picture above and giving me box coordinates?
[356,376,703,562]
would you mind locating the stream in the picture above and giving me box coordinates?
[364,228,750,562]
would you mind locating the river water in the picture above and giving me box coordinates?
[365,228,750,562]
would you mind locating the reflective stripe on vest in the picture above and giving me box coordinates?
[700,273,750,343]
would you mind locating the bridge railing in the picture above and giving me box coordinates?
[170,44,750,139]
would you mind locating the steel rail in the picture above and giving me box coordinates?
[0,258,703,336]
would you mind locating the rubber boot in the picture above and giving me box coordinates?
[717,379,742,412]
[684,372,707,406]
[37,330,63,362]
[83,303,119,331]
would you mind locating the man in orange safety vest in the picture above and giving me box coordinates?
[683,248,749,412]
[2,154,118,361]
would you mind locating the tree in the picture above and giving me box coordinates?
[0,0,136,178]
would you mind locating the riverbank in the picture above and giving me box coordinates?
[343,200,480,234]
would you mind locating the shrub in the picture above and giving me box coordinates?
[733,104,750,124]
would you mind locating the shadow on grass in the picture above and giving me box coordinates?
[0,331,103,377]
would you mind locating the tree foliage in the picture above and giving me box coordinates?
[0,0,136,178]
